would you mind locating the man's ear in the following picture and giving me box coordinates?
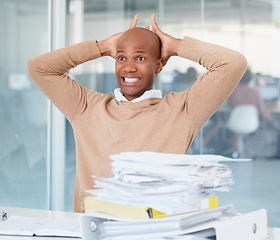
[155,58,163,76]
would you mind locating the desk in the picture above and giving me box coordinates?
[0,206,279,240]
[0,206,80,240]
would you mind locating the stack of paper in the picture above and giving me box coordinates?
[88,152,237,215]
[83,152,254,239]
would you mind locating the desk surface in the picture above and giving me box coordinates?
[1,205,80,219]
[0,206,279,240]
[0,206,80,240]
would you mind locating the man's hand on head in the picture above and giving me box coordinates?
[97,14,139,59]
[97,13,181,65]
[151,14,182,66]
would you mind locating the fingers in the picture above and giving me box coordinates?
[129,14,139,29]
[151,14,160,33]
[128,14,161,32]
[128,14,158,32]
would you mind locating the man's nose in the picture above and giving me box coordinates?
[123,61,137,72]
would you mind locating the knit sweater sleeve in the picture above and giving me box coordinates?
[27,40,101,121]
[177,37,247,128]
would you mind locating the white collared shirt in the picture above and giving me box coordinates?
[114,88,162,103]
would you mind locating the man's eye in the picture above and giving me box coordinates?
[118,56,125,61]
[137,56,145,61]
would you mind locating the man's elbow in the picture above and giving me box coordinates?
[231,49,247,68]
[231,51,248,83]
[26,57,42,80]
[238,53,248,73]
[27,58,35,75]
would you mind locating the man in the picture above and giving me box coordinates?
[228,68,272,122]
[27,14,247,212]
[227,68,276,152]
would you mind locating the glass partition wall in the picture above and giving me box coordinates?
[0,0,48,209]
[1,0,279,227]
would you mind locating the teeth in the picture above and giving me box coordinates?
[124,78,139,83]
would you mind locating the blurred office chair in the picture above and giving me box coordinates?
[226,105,259,158]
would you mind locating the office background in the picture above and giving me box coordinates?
[0,0,279,227]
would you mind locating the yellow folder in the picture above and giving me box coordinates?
[84,195,218,220]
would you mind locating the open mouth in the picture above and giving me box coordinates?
[122,77,141,83]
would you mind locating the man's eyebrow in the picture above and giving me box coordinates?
[116,50,147,54]
[134,50,146,53]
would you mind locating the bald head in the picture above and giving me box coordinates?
[117,27,161,60]
[114,27,163,101]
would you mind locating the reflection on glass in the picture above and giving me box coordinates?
[0,0,48,209]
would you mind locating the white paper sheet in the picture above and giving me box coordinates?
[90,152,240,215]
[0,215,81,238]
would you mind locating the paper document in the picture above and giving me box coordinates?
[82,152,266,240]
[0,215,81,238]
[91,152,236,215]
[110,151,251,165]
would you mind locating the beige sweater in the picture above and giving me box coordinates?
[27,36,247,212]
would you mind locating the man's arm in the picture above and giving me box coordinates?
[151,14,247,129]
[27,40,101,121]
[27,15,139,121]
[178,37,247,127]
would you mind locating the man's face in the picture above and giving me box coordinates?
[115,28,162,101]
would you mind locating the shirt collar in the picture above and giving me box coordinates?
[114,88,162,103]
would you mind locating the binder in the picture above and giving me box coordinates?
[213,209,267,240]
[84,195,218,220]
[80,208,268,240]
